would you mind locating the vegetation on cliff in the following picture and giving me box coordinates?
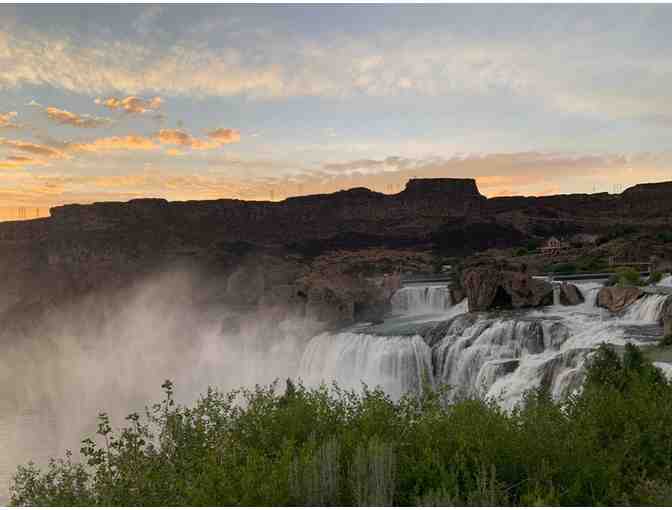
[11,344,672,506]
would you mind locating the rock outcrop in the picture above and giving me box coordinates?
[661,296,672,336]
[558,283,584,306]
[2,178,672,326]
[462,264,553,311]
[597,287,644,313]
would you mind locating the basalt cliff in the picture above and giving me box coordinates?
[1,178,671,328]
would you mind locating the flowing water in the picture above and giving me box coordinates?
[1,279,668,501]
[390,284,453,314]
[299,281,668,409]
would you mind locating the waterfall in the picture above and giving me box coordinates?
[659,275,672,287]
[432,316,568,402]
[390,285,452,314]
[297,279,669,411]
[298,332,433,400]
[622,294,668,322]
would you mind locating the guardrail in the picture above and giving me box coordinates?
[400,273,453,285]
[539,271,651,281]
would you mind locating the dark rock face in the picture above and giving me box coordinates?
[597,287,644,313]
[559,283,584,306]
[661,296,672,335]
[462,264,553,311]
[2,177,672,325]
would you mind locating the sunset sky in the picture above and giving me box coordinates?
[1,4,672,217]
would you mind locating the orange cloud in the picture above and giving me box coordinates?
[95,96,163,114]
[45,107,111,128]
[207,128,241,144]
[70,135,158,153]
[0,111,18,129]
[0,138,67,159]
[0,155,47,170]
[158,128,240,151]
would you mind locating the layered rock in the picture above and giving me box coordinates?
[2,178,672,327]
[462,263,553,311]
[597,287,644,313]
[558,283,584,306]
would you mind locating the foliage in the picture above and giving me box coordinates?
[659,335,672,348]
[544,257,608,275]
[597,224,638,245]
[11,346,672,507]
[649,271,664,285]
[544,262,577,274]
[656,231,672,244]
[614,266,643,287]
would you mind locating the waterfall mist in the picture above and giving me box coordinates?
[0,267,322,500]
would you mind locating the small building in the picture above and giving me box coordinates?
[540,237,569,257]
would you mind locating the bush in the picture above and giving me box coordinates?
[649,271,664,285]
[614,266,643,287]
[10,346,672,507]
[597,225,638,245]
[659,335,672,348]
[656,232,672,244]
[545,262,577,275]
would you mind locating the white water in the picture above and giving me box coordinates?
[299,332,433,400]
[301,280,669,410]
[390,285,452,314]
[659,274,672,287]
[622,294,668,322]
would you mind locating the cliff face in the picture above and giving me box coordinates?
[1,178,671,315]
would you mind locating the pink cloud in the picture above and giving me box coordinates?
[95,96,163,114]
[45,107,111,128]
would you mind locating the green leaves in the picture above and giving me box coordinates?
[10,348,672,506]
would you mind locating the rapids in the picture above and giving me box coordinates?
[299,280,668,409]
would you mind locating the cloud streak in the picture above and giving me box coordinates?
[0,138,67,159]
[95,96,163,114]
[158,128,240,150]
[44,107,111,128]
[0,111,19,129]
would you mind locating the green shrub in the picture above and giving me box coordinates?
[659,335,672,348]
[656,231,672,243]
[649,271,664,285]
[614,266,643,287]
[10,345,672,507]
[545,262,577,275]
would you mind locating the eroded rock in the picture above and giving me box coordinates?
[597,287,644,313]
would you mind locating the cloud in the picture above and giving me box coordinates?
[95,96,163,114]
[44,107,111,128]
[207,128,241,144]
[0,155,47,170]
[0,111,19,129]
[69,135,158,153]
[0,138,67,159]
[158,128,240,151]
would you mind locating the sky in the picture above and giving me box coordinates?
[1,4,672,218]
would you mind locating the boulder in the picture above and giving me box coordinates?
[558,283,584,306]
[597,287,644,314]
[462,264,553,312]
[662,296,672,336]
[302,274,389,327]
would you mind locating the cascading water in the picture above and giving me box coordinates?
[622,294,668,322]
[390,285,453,314]
[659,274,672,287]
[298,332,433,400]
[299,281,668,409]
